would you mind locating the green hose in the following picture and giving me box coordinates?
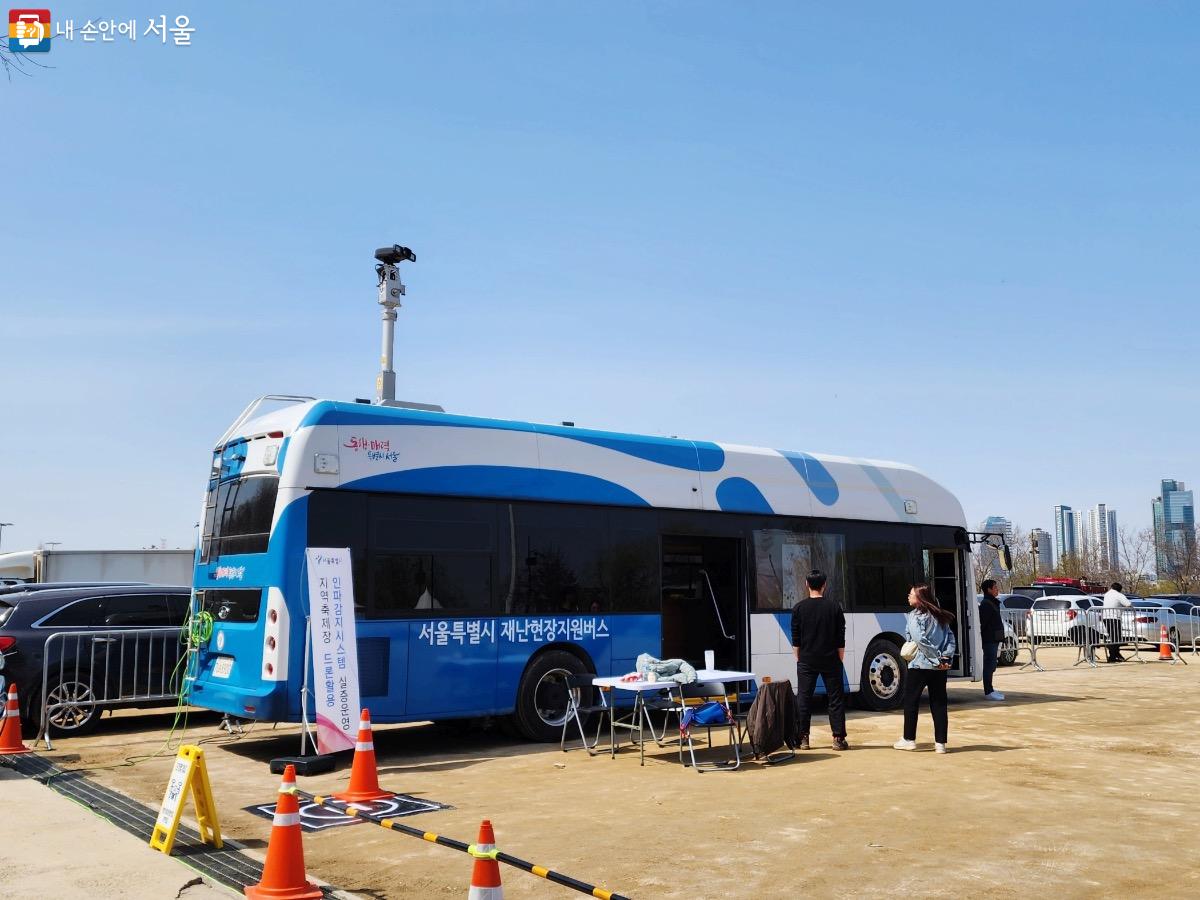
[187,610,214,646]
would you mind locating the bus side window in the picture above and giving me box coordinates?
[848,523,919,612]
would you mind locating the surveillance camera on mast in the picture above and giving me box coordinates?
[375,245,416,310]
[374,243,416,404]
[375,244,416,266]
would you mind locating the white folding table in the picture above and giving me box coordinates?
[592,669,757,767]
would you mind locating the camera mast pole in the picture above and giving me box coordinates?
[374,244,415,404]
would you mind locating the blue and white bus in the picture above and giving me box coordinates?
[189,396,978,741]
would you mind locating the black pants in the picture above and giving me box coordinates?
[981,641,999,694]
[795,660,846,739]
[902,667,948,743]
[1105,618,1123,662]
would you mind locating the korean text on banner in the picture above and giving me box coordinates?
[305,548,362,755]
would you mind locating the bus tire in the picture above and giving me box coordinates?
[859,639,905,711]
[514,649,586,742]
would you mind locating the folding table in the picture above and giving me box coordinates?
[592,669,756,767]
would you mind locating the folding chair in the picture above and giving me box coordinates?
[675,681,741,772]
[560,674,608,754]
[730,682,756,748]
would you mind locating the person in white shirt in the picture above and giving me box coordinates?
[1100,582,1131,663]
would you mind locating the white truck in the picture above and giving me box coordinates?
[0,549,193,585]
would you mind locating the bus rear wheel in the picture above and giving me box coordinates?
[859,639,905,711]
[514,649,587,742]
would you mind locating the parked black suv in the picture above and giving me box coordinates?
[0,584,190,736]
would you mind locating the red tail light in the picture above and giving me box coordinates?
[1066,610,1077,620]
[1135,616,1154,623]
[0,636,15,652]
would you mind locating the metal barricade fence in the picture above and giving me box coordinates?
[1084,608,1186,665]
[999,609,1032,667]
[1022,607,1099,671]
[1188,608,1200,656]
[38,627,184,749]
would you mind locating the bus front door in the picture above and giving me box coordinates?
[925,548,968,676]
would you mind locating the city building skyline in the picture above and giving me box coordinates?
[1031,528,1053,574]
[1152,479,1195,579]
[1053,505,1076,568]
[1053,502,1121,571]
[1086,504,1119,570]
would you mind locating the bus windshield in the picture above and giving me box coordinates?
[201,474,278,560]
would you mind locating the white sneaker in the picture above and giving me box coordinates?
[984,691,1005,701]
[935,742,947,754]
[893,738,917,751]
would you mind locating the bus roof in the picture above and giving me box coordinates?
[225,398,967,528]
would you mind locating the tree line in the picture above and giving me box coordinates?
[971,524,1200,596]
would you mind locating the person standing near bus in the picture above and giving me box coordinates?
[978,579,1005,700]
[1101,582,1131,663]
[895,584,956,754]
[791,569,848,751]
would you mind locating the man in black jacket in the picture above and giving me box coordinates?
[791,569,848,750]
[979,579,1006,700]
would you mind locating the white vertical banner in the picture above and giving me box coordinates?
[305,548,361,755]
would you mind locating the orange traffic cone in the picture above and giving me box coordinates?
[468,819,503,899]
[244,765,322,900]
[0,684,31,756]
[331,709,394,803]
[1159,625,1173,660]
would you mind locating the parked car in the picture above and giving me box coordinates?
[995,593,1034,641]
[0,584,190,736]
[1147,595,1200,648]
[1129,599,1194,647]
[998,617,1019,666]
[1011,585,1087,599]
[0,580,147,598]
[1028,596,1106,646]
[1148,593,1200,606]
[998,593,1034,610]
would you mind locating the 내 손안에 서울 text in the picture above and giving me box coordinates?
[7,9,196,49]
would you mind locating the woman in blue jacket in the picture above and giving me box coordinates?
[894,583,957,754]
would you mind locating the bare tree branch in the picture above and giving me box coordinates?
[1158,523,1200,594]
[1,41,54,81]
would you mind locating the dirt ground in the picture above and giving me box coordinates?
[0,767,227,900]
[26,649,1200,899]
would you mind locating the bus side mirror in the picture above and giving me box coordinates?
[998,545,1013,572]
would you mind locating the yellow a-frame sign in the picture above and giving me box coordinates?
[149,745,222,856]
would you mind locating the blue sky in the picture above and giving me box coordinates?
[1,1,1196,553]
